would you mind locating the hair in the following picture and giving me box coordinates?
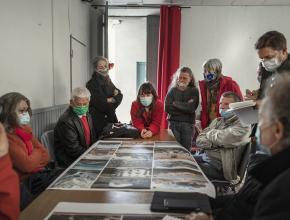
[221,91,241,102]
[255,31,287,51]
[0,92,32,131]
[203,58,223,76]
[169,67,196,90]
[92,56,109,67]
[71,87,91,101]
[262,72,290,149]
[136,82,158,118]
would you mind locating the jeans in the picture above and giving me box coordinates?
[169,121,194,151]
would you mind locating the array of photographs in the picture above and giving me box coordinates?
[49,141,211,193]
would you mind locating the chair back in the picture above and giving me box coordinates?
[41,130,55,161]
[237,142,252,180]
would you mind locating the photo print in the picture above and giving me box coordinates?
[73,159,108,171]
[153,159,198,170]
[107,159,152,168]
[92,176,151,189]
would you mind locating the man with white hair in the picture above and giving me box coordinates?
[54,87,97,167]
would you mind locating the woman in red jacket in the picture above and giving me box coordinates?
[199,58,243,129]
[130,82,163,139]
[0,123,19,220]
[0,92,51,209]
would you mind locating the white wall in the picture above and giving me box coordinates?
[180,6,290,95]
[109,18,147,123]
[0,0,92,108]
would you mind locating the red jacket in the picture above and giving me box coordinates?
[0,155,20,220]
[199,76,243,129]
[7,126,49,179]
[130,99,164,135]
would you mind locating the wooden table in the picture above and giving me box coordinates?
[20,129,176,219]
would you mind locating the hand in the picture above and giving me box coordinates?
[0,123,9,158]
[188,99,194,103]
[185,212,213,220]
[245,89,257,101]
[140,129,148,138]
[143,130,153,138]
[114,89,119,96]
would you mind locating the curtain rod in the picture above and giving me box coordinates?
[92,4,191,9]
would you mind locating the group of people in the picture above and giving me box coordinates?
[1,29,290,220]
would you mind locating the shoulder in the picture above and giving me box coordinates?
[57,108,76,124]
[155,99,164,108]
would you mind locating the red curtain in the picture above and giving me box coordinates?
[157,5,181,128]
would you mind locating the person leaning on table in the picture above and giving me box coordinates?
[186,73,290,220]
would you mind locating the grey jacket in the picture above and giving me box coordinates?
[196,115,251,180]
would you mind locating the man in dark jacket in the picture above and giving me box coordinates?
[246,30,290,100]
[86,56,123,137]
[54,87,97,167]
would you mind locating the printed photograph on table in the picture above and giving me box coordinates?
[100,167,152,178]
[153,168,204,180]
[116,147,153,154]
[154,148,192,160]
[115,153,153,160]
[96,141,121,148]
[51,169,100,189]
[155,141,181,148]
[121,141,154,146]
[73,159,108,171]
[92,176,151,189]
[84,148,116,160]
[152,177,208,190]
[154,159,198,170]
[107,159,152,168]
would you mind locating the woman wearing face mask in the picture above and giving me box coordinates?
[0,92,50,209]
[130,82,163,139]
[165,67,199,150]
[86,56,123,137]
[199,58,243,129]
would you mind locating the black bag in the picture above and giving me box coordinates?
[100,123,140,139]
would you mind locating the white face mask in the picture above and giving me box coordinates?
[18,112,30,125]
[262,57,282,72]
[177,81,188,88]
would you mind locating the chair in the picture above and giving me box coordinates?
[211,142,252,195]
[40,130,56,162]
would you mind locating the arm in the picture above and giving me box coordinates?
[206,123,250,147]
[8,135,48,173]
[165,88,183,115]
[112,86,123,108]
[148,100,164,135]
[196,126,213,149]
[130,102,145,132]
[54,120,88,159]
[173,88,199,113]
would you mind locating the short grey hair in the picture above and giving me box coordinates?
[71,87,91,100]
[261,72,290,149]
[203,58,223,76]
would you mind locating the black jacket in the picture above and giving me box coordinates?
[258,53,290,99]
[165,87,199,123]
[86,72,123,136]
[215,147,290,220]
[54,107,97,167]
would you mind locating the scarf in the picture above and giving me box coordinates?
[206,78,220,115]
[14,127,33,155]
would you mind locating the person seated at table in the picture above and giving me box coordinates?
[165,67,199,150]
[130,82,163,139]
[0,122,19,220]
[195,91,251,180]
[186,73,290,220]
[0,92,53,209]
[199,58,243,129]
[54,87,97,167]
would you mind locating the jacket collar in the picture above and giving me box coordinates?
[250,146,290,185]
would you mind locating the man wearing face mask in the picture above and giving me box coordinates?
[199,58,243,129]
[86,56,123,137]
[54,87,97,167]
[194,92,251,180]
[253,30,290,100]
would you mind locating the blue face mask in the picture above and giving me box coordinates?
[204,72,217,82]
[140,96,153,107]
[18,112,30,125]
[255,126,272,155]
[219,109,235,118]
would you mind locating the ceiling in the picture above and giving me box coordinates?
[91,0,290,16]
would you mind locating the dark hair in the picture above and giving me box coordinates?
[136,82,158,118]
[221,91,241,102]
[255,31,287,51]
[0,92,32,131]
